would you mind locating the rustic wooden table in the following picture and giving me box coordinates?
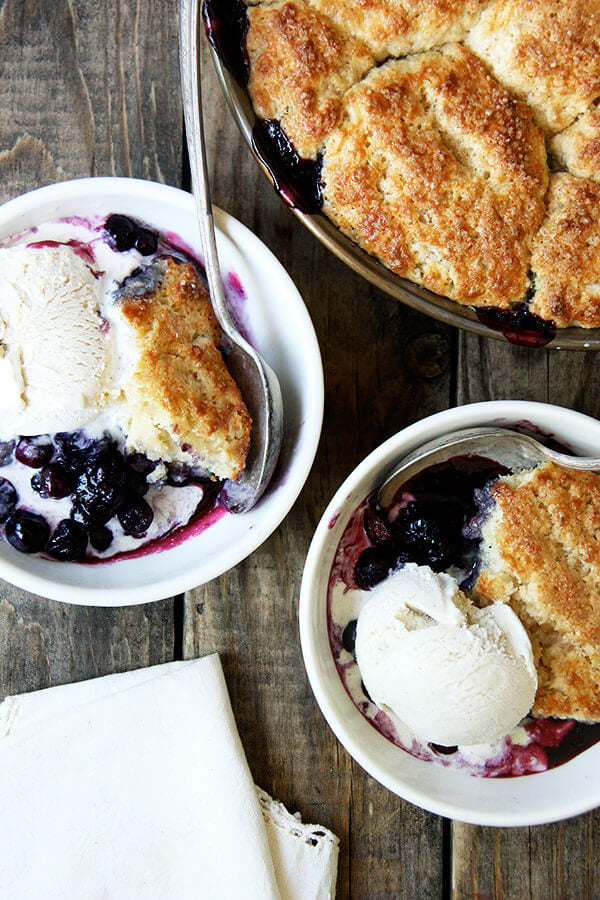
[1,2,599,897]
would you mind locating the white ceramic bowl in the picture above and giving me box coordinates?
[300,401,600,826]
[0,177,323,606]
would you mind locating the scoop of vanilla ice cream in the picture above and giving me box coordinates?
[0,245,110,435]
[355,564,537,746]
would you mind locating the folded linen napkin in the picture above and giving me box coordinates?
[0,656,338,899]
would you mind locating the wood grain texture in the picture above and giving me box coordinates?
[0,0,179,696]
[2,1,600,896]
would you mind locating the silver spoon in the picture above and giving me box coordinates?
[378,426,600,509]
[179,0,283,513]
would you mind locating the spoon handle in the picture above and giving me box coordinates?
[179,0,236,336]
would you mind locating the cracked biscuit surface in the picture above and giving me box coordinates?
[551,105,600,183]
[321,45,547,307]
[116,258,252,481]
[282,0,487,61]
[241,0,600,326]
[465,0,600,133]
[246,0,373,159]
[530,174,600,328]
[476,462,600,721]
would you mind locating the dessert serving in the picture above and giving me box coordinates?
[205,0,600,334]
[327,454,600,778]
[0,215,251,562]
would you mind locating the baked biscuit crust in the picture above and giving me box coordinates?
[321,45,547,307]
[466,0,600,133]
[246,0,373,159]
[118,259,252,482]
[551,105,600,183]
[286,0,487,61]
[530,174,600,328]
[476,462,600,721]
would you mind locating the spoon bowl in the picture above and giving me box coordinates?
[179,0,283,512]
[378,426,600,509]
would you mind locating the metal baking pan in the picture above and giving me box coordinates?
[202,11,600,351]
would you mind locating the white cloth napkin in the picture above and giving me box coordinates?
[0,656,338,899]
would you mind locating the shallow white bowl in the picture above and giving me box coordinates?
[0,177,323,606]
[300,401,600,826]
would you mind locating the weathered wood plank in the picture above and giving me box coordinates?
[181,41,453,900]
[0,0,179,693]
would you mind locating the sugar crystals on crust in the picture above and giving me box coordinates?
[116,258,252,482]
[289,0,488,61]
[530,174,600,328]
[246,0,374,159]
[476,462,600,721]
[551,104,600,183]
[465,0,600,133]
[321,45,548,307]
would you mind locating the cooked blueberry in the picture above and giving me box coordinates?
[342,619,357,654]
[360,680,373,703]
[354,546,392,590]
[104,213,137,251]
[394,502,459,571]
[117,496,153,537]
[194,481,222,516]
[15,436,53,468]
[392,546,413,569]
[429,743,458,755]
[75,450,125,522]
[0,478,18,522]
[363,507,391,545]
[46,519,88,561]
[0,440,15,467]
[89,525,113,552]
[31,463,73,499]
[126,452,157,476]
[133,227,158,256]
[166,463,192,487]
[4,510,50,553]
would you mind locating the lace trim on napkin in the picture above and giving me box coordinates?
[256,787,339,853]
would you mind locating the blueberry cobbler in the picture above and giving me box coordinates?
[0,215,251,561]
[205,0,600,342]
[328,455,600,777]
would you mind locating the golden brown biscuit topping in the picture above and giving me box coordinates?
[530,174,600,328]
[118,259,252,482]
[242,0,600,327]
[321,46,547,306]
[466,0,600,133]
[476,462,600,721]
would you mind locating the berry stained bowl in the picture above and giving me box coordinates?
[300,401,600,826]
[0,177,323,606]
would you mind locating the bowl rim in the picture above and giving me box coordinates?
[0,176,324,605]
[207,50,600,351]
[299,400,600,825]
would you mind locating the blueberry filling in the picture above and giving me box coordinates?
[342,619,357,655]
[15,436,53,468]
[5,510,50,554]
[476,303,557,348]
[103,214,159,256]
[202,0,250,85]
[117,496,154,537]
[46,520,88,561]
[0,441,15,467]
[31,463,73,499]
[0,478,18,522]
[251,119,323,215]
[352,456,510,589]
[0,428,221,561]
